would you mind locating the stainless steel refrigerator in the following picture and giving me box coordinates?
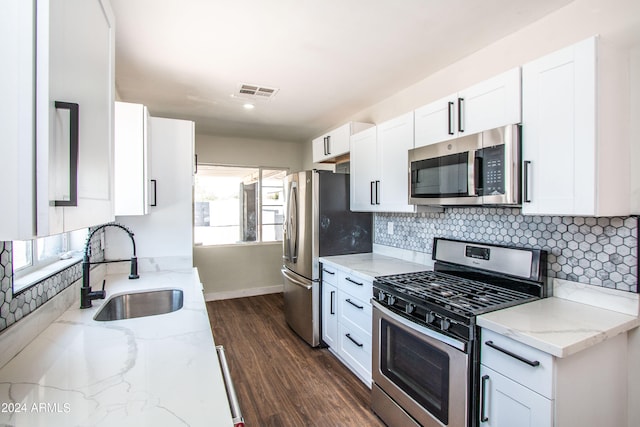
[281,170,372,347]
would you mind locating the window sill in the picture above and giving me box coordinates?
[194,241,282,248]
[13,256,83,294]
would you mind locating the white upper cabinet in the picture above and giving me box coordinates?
[415,67,521,148]
[350,112,415,213]
[114,102,150,216]
[521,36,630,216]
[350,127,379,212]
[376,112,416,213]
[0,0,116,240]
[312,122,373,163]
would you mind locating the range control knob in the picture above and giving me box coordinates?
[426,311,436,324]
[405,303,415,314]
[387,295,396,306]
[441,317,451,332]
[377,291,386,301]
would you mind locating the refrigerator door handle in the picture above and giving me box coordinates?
[285,181,299,263]
[281,268,312,290]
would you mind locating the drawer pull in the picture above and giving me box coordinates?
[345,277,364,286]
[485,340,540,367]
[345,333,363,348]
[345,298,364,310]
[322,268,335,275]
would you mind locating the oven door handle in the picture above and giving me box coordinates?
[372,300,466,352]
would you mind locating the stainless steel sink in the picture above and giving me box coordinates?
[94,289,184,321]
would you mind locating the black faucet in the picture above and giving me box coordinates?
[81,222,140,309]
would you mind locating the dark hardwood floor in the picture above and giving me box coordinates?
[207,293,386,427]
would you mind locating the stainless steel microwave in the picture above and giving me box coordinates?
[408,124,521,206]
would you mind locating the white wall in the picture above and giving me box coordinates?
[194,134,305,299]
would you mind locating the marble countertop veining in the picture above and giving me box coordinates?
[319,252,431,280]
[477,281,640,358]
[0,269,234,426]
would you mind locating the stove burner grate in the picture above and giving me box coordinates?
[375,270,537,316]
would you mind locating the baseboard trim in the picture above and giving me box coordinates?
[204,284,283,301]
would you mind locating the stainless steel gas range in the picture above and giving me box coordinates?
[371,238,546,427]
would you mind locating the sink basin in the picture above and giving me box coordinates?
[94,289,184,321]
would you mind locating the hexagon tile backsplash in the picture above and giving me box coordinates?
[0,230,104,333]
[375,208,638,293]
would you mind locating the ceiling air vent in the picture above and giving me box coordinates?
[236,83,279,100]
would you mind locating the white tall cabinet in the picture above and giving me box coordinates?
[350,112,415,213]
[0,0,115,240]
[521,36,630,216]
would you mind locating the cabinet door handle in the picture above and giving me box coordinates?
[194,154,198,174]
[322,268,335,275]
[53,101,79,207]
[485,340,540,367]
[375,180,381,205]
[330,290,335,315]
[523,160,532,203]
[345,333,363,348]
[150,179,157,206]
[458,97,465,133]
[447,101,455,135]
[480,374,490,422]
[326,135,331,155]
[345,277,364,286]
[370,181,375,205]
[345,298,363,310]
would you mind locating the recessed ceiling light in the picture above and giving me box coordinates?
[243,103,255,110]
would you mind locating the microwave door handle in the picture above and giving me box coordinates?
[474,151,483,196]
[468,150,477,196]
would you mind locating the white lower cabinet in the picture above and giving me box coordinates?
[479,366,552,427]
[321,263,372,387]
[480,328,628,427]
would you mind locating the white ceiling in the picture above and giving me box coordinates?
[111,0,573,142]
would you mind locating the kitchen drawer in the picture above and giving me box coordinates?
[321,263,338,286]
[337,270,372,302]
[338,291,372,337]
[338,324,372,382]
[481,329,554,399]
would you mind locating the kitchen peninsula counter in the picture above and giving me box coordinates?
[0,269,234,426]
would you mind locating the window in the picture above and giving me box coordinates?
[12,229,88,292]
[194,165,287,246]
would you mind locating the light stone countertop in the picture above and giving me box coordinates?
[319,252,431,281]
[0,268,234,427]
[477,279,640,358]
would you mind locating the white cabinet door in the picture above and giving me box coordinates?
[322,282,338,348]
[479,366,553,427]
[114,102,150,216]
[350,127,379,211]
[460,67,521,136]
[37,0,115,235]
[376,112,415,212]
[521,37,596,216]
[0,0,35,240]
[414,94,458,148]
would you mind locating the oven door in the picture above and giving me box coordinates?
[372,301,469,427]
